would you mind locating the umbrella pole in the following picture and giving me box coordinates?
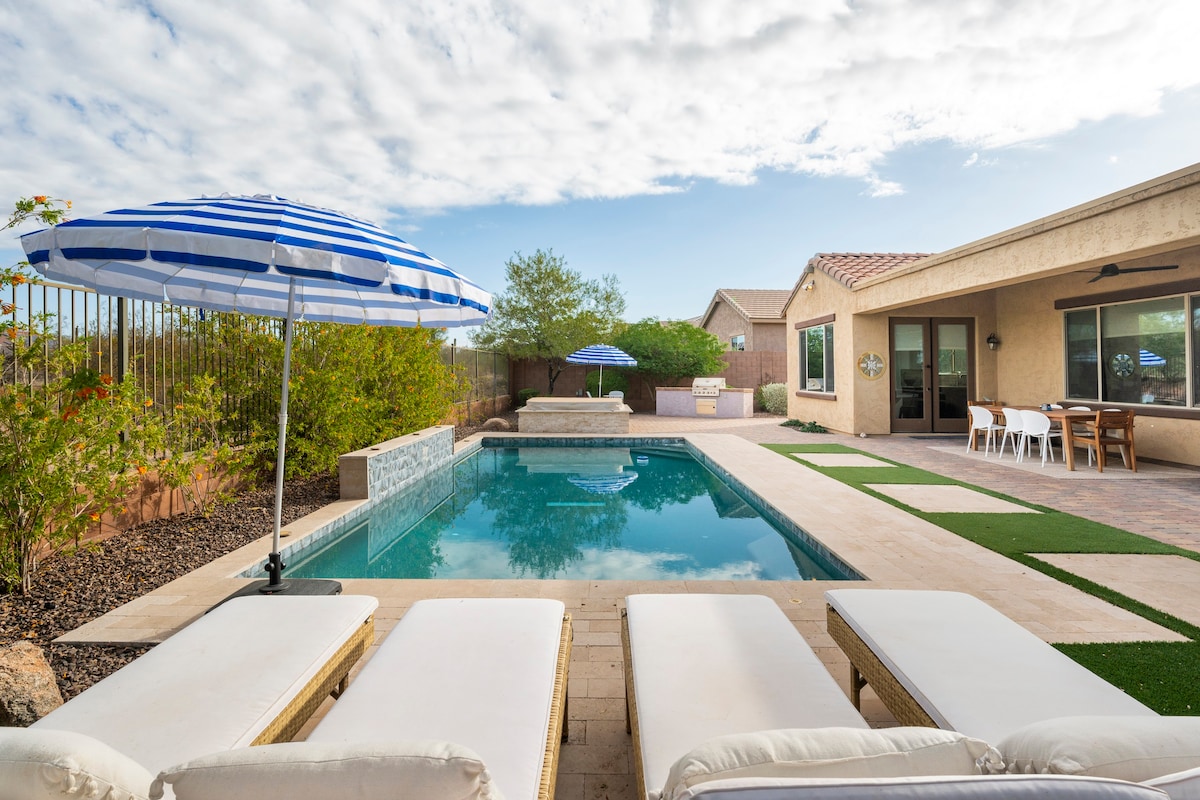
[598,364,603,397]
[262,278,297,592]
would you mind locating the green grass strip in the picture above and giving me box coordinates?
[765,442,1200,714]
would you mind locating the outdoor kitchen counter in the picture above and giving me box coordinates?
[655,385,754,418]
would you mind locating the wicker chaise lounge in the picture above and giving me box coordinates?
[621,593,1184,800]
[823,588,1157,741]
[1,594,378,798]
[622,594,871,799]
[148,597,572,800]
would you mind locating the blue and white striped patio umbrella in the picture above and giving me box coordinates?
[21,194,491,591]
[565,344,637,396]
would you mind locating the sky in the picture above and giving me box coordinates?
[4,0,1200,339]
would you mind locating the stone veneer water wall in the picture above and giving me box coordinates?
[338,425,455,501]
[238,425,457,577]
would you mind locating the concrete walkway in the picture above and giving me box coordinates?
[60,413,1200,800]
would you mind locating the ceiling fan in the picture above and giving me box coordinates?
[1087,263,1179,283]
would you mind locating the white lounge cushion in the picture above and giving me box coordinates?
[661,727,1001,800]
[670,774,1170,800]
[993,716,1200,785]
[307,597,566,800]
[31,594,379,774]
[0,727,154,800]
[823,589,1157,742]
[1145,766,1200,800]
[150,740,501,800]
[625,594,868,800]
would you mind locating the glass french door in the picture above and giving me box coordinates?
[890,318,973,433]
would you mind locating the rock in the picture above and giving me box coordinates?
[480,417,512,431]
[0,641,65,726]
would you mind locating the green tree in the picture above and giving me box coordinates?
[614,319,726,391]
[471,249,625,395]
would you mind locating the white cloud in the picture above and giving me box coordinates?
[2,0,1198,224]
[963,153,979,167]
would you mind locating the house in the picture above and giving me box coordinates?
[697,289,791,351]
[785,162,1200,467]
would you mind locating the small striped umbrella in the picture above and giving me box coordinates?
[565,344,637,396]
[22,194,491,592]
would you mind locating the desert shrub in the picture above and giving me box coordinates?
[758,382,788,415]
[782,419,828,433]
[517,388,541,406]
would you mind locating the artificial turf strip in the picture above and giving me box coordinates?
[1054,641,1200,716]
[765,442,1200,714]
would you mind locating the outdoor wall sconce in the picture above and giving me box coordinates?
[802,281,815,293]
[986,333,1000,351]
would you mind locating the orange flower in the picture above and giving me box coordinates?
[88,512,100,522]
[136,465,148,475]
[1,303,14,315]
[33,195,46,204]
[100,374,113,385]
[143,399,154,407]
[10,274,26,285]
[66,200,73,209]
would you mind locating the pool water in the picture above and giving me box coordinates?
[282,445,855,581]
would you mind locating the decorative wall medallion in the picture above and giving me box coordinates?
[1110,352,1135,378]
[857,351,885,380]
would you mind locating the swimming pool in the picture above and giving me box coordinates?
[278,443,858,581]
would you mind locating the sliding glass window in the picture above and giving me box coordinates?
[1065,295,1191,407]
[799,323,835,392]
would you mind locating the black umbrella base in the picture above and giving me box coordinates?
[209,579,343,612]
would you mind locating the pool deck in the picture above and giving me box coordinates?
[58,414,1200,800]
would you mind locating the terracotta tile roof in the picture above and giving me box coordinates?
[807,252,934,288]
[714,289,791,321]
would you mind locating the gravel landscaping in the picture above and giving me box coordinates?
[0,414,514,704]
[0,473,341,701]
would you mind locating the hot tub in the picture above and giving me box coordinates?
[517,396,631,433]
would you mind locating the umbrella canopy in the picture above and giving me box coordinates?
[21,194,491,591]
[567,472,638,494]
[1139,349,1166,367]
[565,344,637,396]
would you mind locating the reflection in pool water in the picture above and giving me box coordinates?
[282,445,855,581]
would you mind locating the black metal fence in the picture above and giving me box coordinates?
[2,279,508,430]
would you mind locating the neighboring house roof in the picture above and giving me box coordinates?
[807,252,934,289]
[700,288,791,328]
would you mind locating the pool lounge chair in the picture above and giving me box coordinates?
[622,593,1184,800]
[151,597,571,800]
[824,588,1158,741]
[825,589,1200,798]
[1,594,378,798]
[622,594,866,798]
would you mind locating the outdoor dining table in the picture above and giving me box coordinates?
[971,405,1101,471]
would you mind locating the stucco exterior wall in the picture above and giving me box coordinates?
[751,321,788,352]
[704,301,750,350]
[786,270,857,433]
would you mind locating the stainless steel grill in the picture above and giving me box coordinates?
[691,377,726,397]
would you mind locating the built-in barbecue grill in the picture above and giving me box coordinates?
[691,377,726,398]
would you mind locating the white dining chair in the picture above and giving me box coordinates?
[1019,409,1063,467]
[967,405,1003,457]
[998,407,1027,460]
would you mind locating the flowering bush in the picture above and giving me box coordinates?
[0,297,165,593]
